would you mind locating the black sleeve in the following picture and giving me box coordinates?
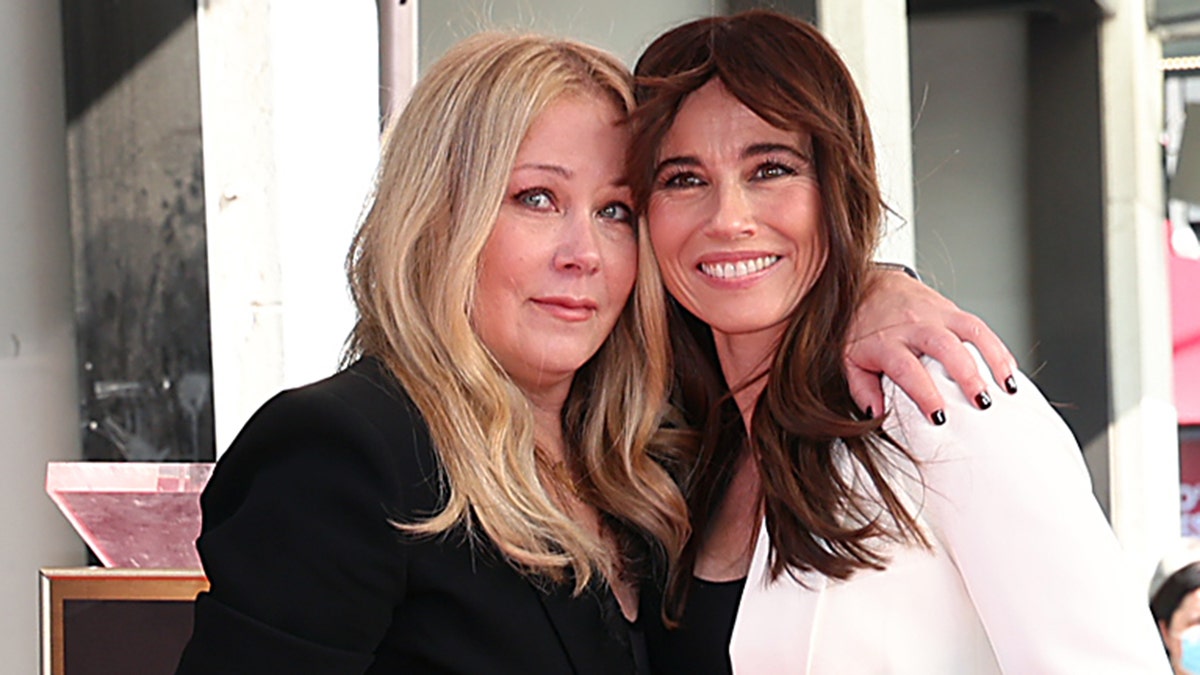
[176,380,414,675]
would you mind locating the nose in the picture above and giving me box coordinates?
[553,211,602,274]
[706,183,757,240]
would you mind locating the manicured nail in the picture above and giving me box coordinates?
[864,406,874,419]
[1004,376,1018,394]
[931,409,946,425]
[974,392,992,410]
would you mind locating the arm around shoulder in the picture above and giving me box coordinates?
[883,354,1171,673]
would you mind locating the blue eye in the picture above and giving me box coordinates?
[598,202,634,224]
[516,189,554,210]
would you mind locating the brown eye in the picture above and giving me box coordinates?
[661,172,704,189]
[753,162,796,180]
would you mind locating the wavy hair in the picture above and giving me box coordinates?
[630,11,927,620]
[346,32,689,591]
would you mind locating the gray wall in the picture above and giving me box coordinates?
[0,1,86,671]
[909,9,1114,509]
[419,0,720,68]
[910,13,1034,365]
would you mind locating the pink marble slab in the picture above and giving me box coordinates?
[45,462,213,568]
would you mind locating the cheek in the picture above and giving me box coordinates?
[604,237,639,303]
[647,214,683,271]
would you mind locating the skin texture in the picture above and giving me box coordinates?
[473,93,638,413]
[647,81,1018,425]
[470,93,641,618]
[844,271,1017,421]
[1161,588,1200,675]
[649,79,826,395]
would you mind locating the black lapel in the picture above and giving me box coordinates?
[533,581,638,675]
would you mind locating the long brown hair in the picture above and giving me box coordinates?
[630,10,927,621]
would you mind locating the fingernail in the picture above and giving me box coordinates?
[931,409,946,425]
[974,392,992,410]
[1004,376,1018,394]
[864,406,874,419]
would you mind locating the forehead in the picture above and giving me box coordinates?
[661,79,805,152]
[519,93,628,152]
[1174,588,1200,624]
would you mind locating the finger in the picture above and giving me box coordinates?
[844,364,884,419]
[916,329,995,410]
[876,349,947,424]
[949,312,1018,393]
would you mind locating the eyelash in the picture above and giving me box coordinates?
[512,188,634,225]
[598,202,635,225]
[755,160,799,179]
[514,188,555,210]
[658,171,702,190]
[656,160,806,190]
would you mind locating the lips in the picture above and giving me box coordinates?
[531,296,599,321]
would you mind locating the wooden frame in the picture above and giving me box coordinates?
[39,567,208,675]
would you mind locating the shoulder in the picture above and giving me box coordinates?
[880,346,1083,472]
[238,357,427,446]
[203,357,442,520]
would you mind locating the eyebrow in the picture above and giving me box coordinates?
[744,142,810,161]
[511,163,632,189]
[654,142,812,176]
[512,163,573,178]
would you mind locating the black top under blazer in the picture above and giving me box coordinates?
[175,358,642,674]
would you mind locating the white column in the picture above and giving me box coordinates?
[198,2,382,453]
[818,0,915,266]
[0,1,87,672]
[1100,0,1181,577]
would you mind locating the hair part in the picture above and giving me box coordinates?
[630,10,928,622]
[346,31,688,592]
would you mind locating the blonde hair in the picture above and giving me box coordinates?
[346,32,688,591]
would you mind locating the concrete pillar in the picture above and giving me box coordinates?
[0,2,86,672]
[1099,0,1180,576]
[198,2,381,453]
[818,0,916,266]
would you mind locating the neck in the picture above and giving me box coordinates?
[523,382,571,460]
[712,328,782,430]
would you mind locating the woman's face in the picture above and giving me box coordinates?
[647,79,826,349]
[1163,587,1200,674]
[473,93,638,397]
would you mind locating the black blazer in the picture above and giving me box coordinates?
[176,358,642,674]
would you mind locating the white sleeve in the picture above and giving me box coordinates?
[882,351,1170,673]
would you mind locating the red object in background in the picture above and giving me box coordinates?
[1171,224,1200,426]
[1182,430,1200,536]
[1172,219,1200,534]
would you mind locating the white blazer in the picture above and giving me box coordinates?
[728,354,1170,673]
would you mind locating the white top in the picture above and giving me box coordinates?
[729,352,1170,673]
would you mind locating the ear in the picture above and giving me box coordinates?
[1160,619,1173,647]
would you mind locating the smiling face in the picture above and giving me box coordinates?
[472,93,638,400]
[647,79,827,370]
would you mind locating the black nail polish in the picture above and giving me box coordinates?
[931,409,946,425]
[975,392,992,410]
[864,406,874,419]
[1004,376,1018,394]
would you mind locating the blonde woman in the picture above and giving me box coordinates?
[177,30,1017,675]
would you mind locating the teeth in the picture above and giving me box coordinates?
[700,255,779,279]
